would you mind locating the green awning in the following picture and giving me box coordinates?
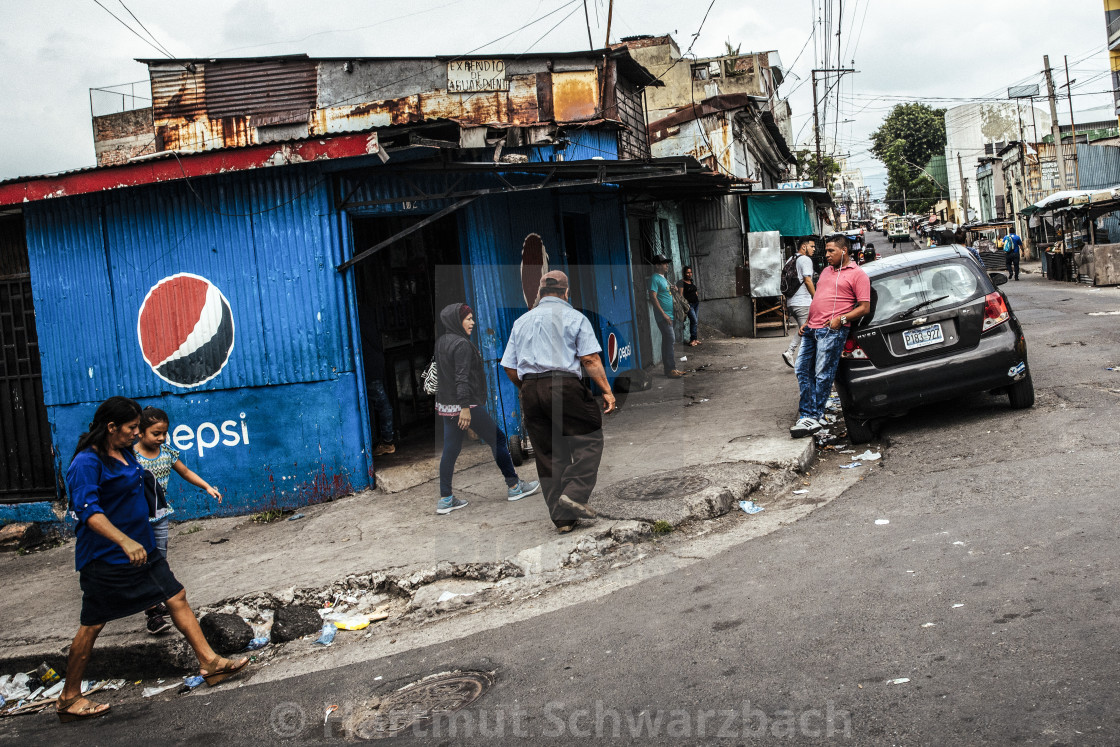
[744,194,816,236]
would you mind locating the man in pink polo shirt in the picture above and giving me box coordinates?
[791,234,872,438]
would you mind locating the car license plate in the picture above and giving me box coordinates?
[902,323,944,350]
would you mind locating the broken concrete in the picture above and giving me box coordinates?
[271,604,322,643]
[595,462,770,526]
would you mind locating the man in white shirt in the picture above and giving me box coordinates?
[782,238,817,369]
[502,271,616,533]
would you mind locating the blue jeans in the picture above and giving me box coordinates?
[439,407,519,498]
[686,303,699,342]
[369,379,394,443]
[656,315,676,374]
[794,327,848,420]
[152,517,169,555]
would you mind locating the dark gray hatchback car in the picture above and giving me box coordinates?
[835,246,1034,443]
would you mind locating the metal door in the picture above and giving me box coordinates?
[0,274,56,502]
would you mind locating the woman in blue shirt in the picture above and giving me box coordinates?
[57,397,248,722]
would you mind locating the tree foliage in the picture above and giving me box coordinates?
[870,103,947,214]
[794,149,842,188]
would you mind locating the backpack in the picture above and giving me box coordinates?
[780,255,802,299]
[420,356,439,395]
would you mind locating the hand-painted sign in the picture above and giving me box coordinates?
[520,233,550,308]
[778,180,815,190]
[447,60,509,92]
[138,273,235,388]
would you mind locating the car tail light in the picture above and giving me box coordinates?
[842,338,868,359]
[982,291,1009,333]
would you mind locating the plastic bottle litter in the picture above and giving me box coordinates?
[853,450,881,461]
[245,636,270,650]
[288,513,305,521]
[738,500,764,515]
[314,622,337,646]
[331,615,371,631]
[875,519,890,525]
[839,462,862,469]
[183,675,205,689]
[792,490,808,495]
[142,682,179,698]
[35,663,60,687]
[888,678,910,685]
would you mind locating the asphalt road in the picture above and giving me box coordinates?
[7,243,1120,745]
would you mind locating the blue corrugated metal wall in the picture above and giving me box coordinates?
[23,163,371,519]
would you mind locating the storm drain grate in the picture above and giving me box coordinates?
[619,474,711,501]
[349,670,494,739]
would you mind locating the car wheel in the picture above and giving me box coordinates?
[508,435,524,466]
[844,412,874,444]
[1007,372,1035,409]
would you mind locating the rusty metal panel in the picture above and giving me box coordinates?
[157,115,257,153]
[508,74,540,125]
[552,70,600,122]
[150,63,206,123]
[204,59,317,118]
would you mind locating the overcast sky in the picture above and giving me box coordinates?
[1,0,1115,194]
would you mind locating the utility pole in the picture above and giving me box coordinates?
[1043,55,1069,190]
[957,152,971,224]
[902,188,908,215]
[1064,54,1081,189]
[603,0,613,48]
[811,67,856,189]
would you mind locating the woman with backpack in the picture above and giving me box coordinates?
[433,303,539,515]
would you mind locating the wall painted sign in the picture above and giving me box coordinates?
[778,181,815,190]
[447,59,509,92]
[138,273,235,388]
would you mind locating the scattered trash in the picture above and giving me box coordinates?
[952,603,964,609]
[853,450,882,461]
[921,623,936,628]
[738,500,764,515]
[183,675,204,690]
[792,489,809,495]
[952,541,965,546]
[1107,367,1119,372]
[142,682,180,698]
[209,538,229,545]
[437,591,461,603]
[374,676,383,681]
[839,462,862,470]
[874,519,890,525]
[332,615,371,631]
[697,398,709,403]
[245,636,269,651]
[34,663,60,687]
[0,673,31,701]
[888,678,910,685]
[41,681,65,700]
[838,449,856,454]
[680,356,687,362]
[324,704,339,724]
[288,513,305,521]
[313,622,337,646]
[906,570,915,574]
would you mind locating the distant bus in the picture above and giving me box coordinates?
[887,217,909,240]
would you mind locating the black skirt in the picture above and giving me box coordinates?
[78,550,184,626]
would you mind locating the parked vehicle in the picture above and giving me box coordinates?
[886,216,909,241]
[835,246,1034,443]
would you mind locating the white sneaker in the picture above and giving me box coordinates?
[789,417,822,439]
[782,350,795,369]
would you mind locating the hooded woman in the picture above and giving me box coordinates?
[434,303,539,514]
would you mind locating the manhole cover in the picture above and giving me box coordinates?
[619,474,711,501]
[350,670,493,739]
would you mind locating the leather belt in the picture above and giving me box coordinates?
[522,371,579,380]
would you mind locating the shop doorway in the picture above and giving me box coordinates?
[351,213,465,452]
[561,212,597,314]
[0,216,57,503]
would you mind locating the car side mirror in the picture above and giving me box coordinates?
[989,272,1008,287]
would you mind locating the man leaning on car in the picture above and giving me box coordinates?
[790,234,872,439]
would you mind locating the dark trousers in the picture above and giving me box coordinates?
[656,315,676,374]
[520,376,604,527]
[1005,252,1020,279]
[439,407,518,498]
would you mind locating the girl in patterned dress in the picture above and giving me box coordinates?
[134,407,222,634]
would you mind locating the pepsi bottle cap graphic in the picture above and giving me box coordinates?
[137,273,235,388]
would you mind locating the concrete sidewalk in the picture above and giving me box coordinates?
[0,330,815,676]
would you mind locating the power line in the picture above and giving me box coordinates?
[116,0,175,58]
[89,0,173,59]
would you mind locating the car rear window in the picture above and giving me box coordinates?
[868,259,984,324]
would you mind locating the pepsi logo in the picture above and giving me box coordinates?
[607,332,619,372]
[520,233,550,307]
[137,273,235,388]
